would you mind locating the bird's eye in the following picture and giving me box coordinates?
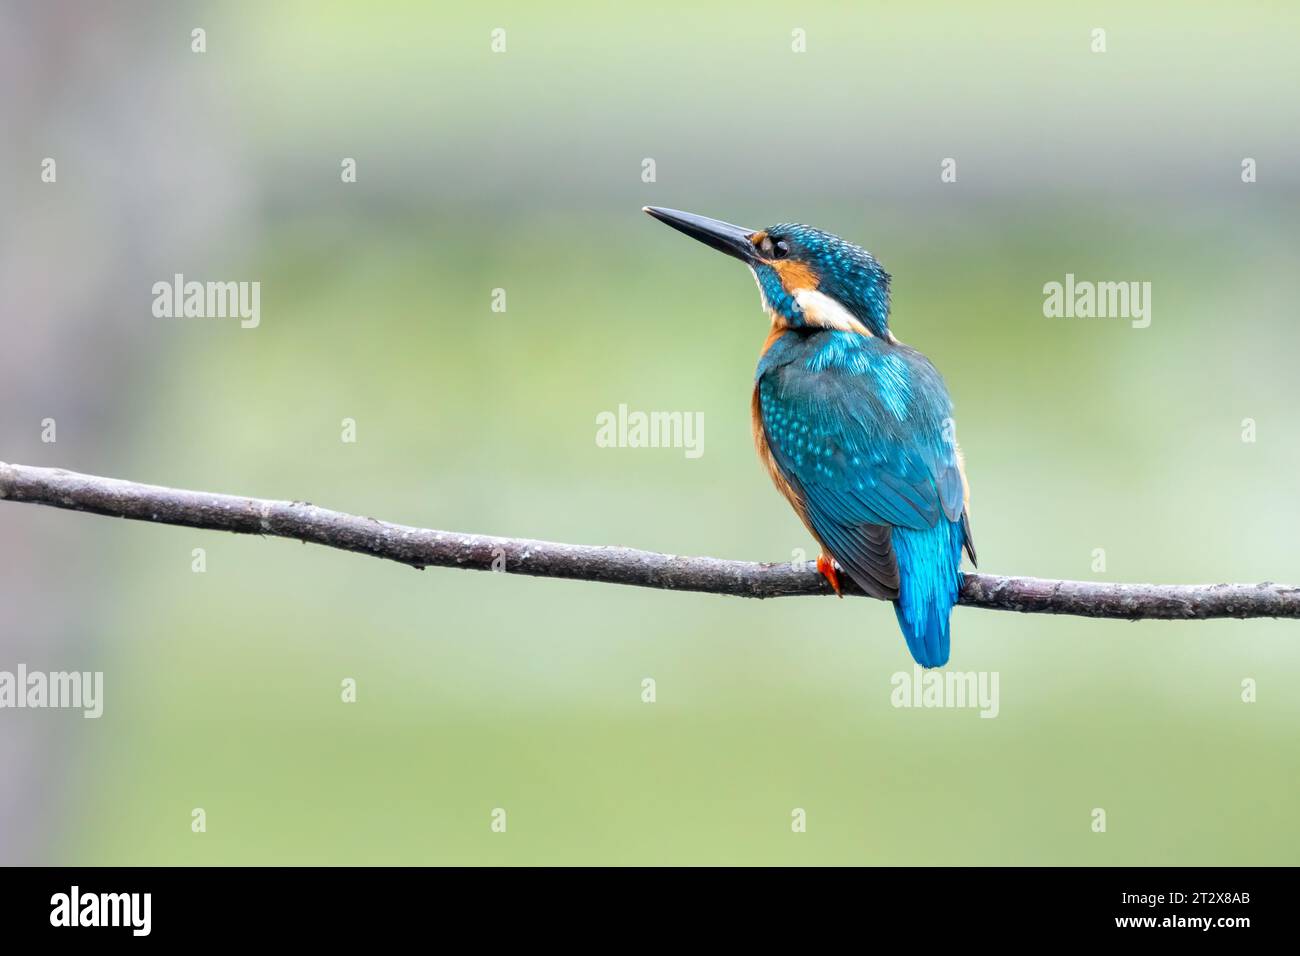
[757,236,789,259]
[773,239,789,258]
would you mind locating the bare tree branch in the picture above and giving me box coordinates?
[2,461,1297,620]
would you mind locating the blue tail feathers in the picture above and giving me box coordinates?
[891,520,965,668]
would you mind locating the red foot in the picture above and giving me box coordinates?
[817,554,844,598]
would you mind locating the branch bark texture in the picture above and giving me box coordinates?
[2,462,1297,620]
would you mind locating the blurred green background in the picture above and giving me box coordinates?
[2,1,1298,864]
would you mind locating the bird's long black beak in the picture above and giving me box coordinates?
[643,206,759,265]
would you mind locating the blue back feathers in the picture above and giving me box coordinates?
[756,328,971,669]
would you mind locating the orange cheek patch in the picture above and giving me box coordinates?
[772,259,818,294]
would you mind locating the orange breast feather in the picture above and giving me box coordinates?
[751,385,820,542]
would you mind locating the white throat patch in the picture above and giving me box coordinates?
[748,269,877,339]
[748,266,771,314]
[792,288,873,336]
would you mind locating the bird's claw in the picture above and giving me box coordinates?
[817,554,844,598]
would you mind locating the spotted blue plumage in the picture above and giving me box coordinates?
[757,329,973,668]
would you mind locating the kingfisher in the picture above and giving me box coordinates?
[644,206,976,668]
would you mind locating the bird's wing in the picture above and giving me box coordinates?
[757,344,972,598]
